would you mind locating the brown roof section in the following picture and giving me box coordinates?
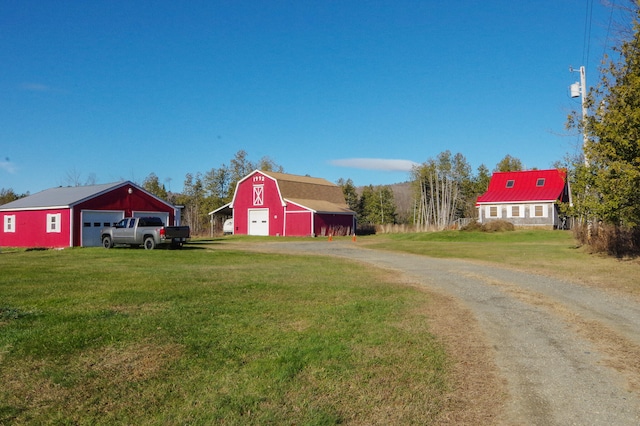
[286,198,354,214]
[261,171,352,211]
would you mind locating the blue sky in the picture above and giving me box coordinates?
[1,1,618,194]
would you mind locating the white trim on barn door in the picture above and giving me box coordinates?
[248,208,269,236]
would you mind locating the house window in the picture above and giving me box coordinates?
[47,213,62,233]
[3,215,16,233]
[531,205,546,218]
[506,180,515,188]
[511,205,521,217]
[488,206,499,217]
[536,178,545,187]
[253,185,264,206]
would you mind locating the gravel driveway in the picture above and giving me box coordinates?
[246,241,640,425]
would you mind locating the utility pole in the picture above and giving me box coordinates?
[570,65,588,166]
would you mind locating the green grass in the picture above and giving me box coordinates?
[357,229,640,294]
[357,229,578,264]
[0,247,447,425]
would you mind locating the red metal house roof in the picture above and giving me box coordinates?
[476,169,569,204]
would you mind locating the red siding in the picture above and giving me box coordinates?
[71,183,174,246]
[231,171,355,237]
[284,212,313,236]
[0,182,176,248]
[315,213,354,237]
[0,209,71,248]
[232,172,285,235]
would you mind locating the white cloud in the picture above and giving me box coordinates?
[329,158,419,172]
[20,83,52,92]
[1,159,17,174]
[19,83,65,93]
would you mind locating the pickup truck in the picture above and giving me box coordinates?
[101,217,190,250]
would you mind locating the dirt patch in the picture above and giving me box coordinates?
[420,287,506,425]
[78,341,183,384]
[383,272,506,424]
[2,341,183,423]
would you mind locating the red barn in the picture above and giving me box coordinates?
[0,181,179,248]
[214,170,356,237]
[476,169,572,229]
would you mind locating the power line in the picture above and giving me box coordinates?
[602,0,616,63]
[583,0,594,66]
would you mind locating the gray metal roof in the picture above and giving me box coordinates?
[0,181,127,210]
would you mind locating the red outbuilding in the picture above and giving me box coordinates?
[0,181,180,248]
[211,170,356,237]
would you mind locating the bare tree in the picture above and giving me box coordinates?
[412,151,470,230]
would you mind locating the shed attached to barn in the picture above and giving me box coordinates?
[215,170,356,237]
[0,181,180,248]
[476,169,571,229]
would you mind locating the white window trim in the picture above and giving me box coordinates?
[530,204,548,218]
[486,205,501,218]
[507,204,524,218]
[47,213,62,233]
[3,215,16,233]
[253,184,264,206]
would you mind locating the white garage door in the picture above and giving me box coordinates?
[248,209,269,236]
[81,210,124,247]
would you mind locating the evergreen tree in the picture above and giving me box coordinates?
[227,150,256,199]
[142,173,168,200]
[0,188,27,205]
[337,178,359,212]
[494,154,524,172]
[256,156,284,173]
[576,7,640,227]
[204,165,232,205]
[357,185,397,224]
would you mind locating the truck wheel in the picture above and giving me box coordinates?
[102,236,113,249]
[143,236,156,250]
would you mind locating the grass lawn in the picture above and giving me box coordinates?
[0,247,447,425]
[358,230,640,295]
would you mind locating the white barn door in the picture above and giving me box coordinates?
[248,209,269,236]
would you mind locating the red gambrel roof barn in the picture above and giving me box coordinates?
[0,181,180,248]
[476,169,571,229]
[211,170,356,237]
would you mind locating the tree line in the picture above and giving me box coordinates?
[136,147,524,235]
[565,2,640,255]
[140,150,283,235]
[0,149,526,236]
[337,153,522,232]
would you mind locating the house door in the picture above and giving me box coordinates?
[248,209,269,236]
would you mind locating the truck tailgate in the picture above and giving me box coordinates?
[165,226,190,239]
